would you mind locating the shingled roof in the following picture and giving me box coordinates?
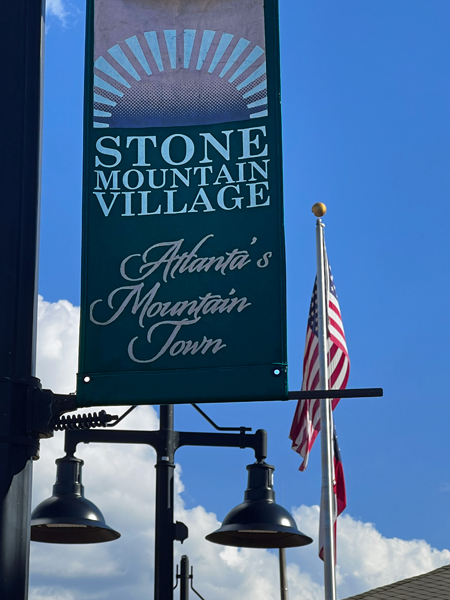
[342,564,450,600]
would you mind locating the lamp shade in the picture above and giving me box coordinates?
[31,455,120,544]
[206,462,313,549]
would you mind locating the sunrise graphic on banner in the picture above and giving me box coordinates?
[93,0,268,127]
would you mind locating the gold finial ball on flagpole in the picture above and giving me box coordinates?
[311,202,327,217]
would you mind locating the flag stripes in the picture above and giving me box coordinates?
[289,259,349,472]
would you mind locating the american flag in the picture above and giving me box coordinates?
[289,255,350,471]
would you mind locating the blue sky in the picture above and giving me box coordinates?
[32,1,450,598]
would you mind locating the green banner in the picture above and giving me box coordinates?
[77,0,287,406]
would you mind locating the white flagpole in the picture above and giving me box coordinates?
[315,215,337,600]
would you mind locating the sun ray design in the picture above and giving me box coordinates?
[219,38,250,77]
[184,30,196,68]
[144,31,164,71]
[236,62,266,90]
[196,30,215,69]
[108,44,141,80]
[126,36,152,75]
[243,80,267,98]
[94,56,131,88]
[250,109,268,118]
[93,28,268,127]
[228,46,264,82]
[94,75,124,96]
[94,93,117,106]
[208,33,234,73]
[247,97,268,109]
[94,109,112,117]
[164,30,177,69]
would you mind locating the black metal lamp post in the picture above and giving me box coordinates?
[30,391,383,598]
[31,404,313,600]
[0,0,45,598]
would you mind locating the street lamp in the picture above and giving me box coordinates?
[207,461,311,549]
[31,454,120,544]
[31,404,312,599]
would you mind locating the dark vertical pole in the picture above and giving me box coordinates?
[154,405,175,600]
[179,555,190,600]
[279,548,288,600]
[0,0,44,597]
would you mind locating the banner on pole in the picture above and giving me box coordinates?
[77,0,287,406]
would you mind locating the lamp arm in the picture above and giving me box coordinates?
[64,427,267,462]
[176,429,267,462]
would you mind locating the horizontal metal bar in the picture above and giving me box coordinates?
[64,427,268,461]
[288,388,383,400]
[64,428,162,455]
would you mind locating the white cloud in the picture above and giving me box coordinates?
[292,505,450,598]
[31,297,450,600]
[30,589,76,600]
[36,296,79,393]
[172,513,322,600]
[46,0,69,21]
[45,0,79,27]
